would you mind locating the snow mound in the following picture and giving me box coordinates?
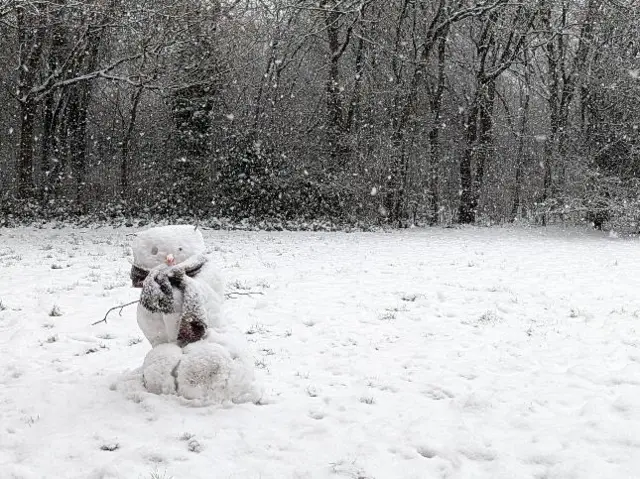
[139,336,261,404]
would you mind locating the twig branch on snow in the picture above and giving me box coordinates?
[92,300,140,326]
[225,291,265,299]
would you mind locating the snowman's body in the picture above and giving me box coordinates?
[135,262,224,347]
[129,225,258,403]
[131,225,224,347]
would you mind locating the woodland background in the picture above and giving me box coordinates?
[1,0,639,228]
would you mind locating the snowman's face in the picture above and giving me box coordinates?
[130,225,205,287]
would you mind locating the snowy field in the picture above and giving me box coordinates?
[2,225,640,479]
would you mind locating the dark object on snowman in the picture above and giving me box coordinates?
[177,313,207,348]
[131,255,205,289]
[139,255,209,347]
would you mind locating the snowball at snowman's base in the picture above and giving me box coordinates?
[142,343,183,395]
[141,339,260,403]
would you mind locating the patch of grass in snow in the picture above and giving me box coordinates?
[49,304,63,317]
[386,305,408,313]
[128,337,143,346]
[359,396,375,405]
[187,439,203,453]
[255,358,268,370]
[128,393,144,404]
[378,311,396,321]
[147,468,173,479]
[246,323,268,335]
[103,280,128,290]
[609,306,639,317]
[100,443,119,451]
[80,344,108,355]
[87,271,101,282]
[62,281,80,291]
[329,459,371,478]
[487,285,511,293]
[179,432,195,441]
[400,293,418,302]
[477,310,500,324]
[21,415,40,426]
[229,279,251,290]
[0,299,6,311]
[569,308,592,319]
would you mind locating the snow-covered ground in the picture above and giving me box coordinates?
[1,225,640,479]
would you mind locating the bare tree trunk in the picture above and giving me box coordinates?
[383,131,408,227]
[49,94,68,197]
[473,78,496,217]
[321,0,352,172]
[512,54,531,220]
[16,7,46,198]
[40,16,66,200]
[40,92,55,198]
[427,33,448,225]
[67,86,90,205]
[121,87,144,197]
[17,99,38,198]
[459,93,480,224]
[68,77,98,205]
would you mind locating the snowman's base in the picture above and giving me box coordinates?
[141,340,259,403]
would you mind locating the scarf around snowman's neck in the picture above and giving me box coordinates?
[139,254,209,346]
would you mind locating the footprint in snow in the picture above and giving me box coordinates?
[422,385,454,401]
[417,445,438,458]
[308,410,325,420]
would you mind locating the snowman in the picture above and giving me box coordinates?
[129,225,259,403]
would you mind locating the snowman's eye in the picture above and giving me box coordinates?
[179,247,183,251]
[151,246,158,255]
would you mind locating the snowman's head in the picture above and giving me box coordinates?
[130,225,205,287]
